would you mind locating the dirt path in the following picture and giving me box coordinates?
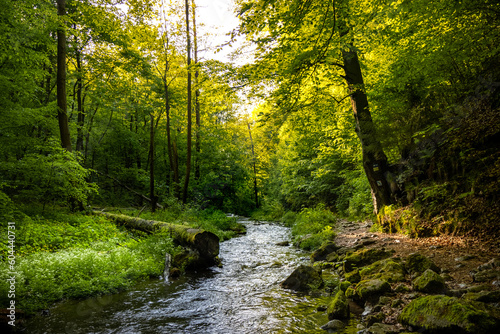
[334,220,500,290]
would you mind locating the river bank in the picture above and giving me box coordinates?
[290,219,500,333]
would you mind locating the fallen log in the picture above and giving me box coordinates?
[94,212,219,262]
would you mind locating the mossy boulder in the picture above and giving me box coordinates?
[463,290,500,303]
[354,279,391,302]
[399,295,500,333]
[406,253,440,277]
[359,257,406,283]
[345,269,361,283]
[413,269,446,293]
[310,241,339,262]
[343,248,395,272]
[281,265,323,291]
[327,290,350,320]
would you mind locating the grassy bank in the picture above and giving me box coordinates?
[0,205,241,315]
[252,204,337,251]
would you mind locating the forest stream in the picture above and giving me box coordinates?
[22,218,359,334]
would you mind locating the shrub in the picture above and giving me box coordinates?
[291,204,337,250]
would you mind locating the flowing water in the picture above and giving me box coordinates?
[24,219,359,334]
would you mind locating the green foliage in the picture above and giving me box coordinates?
[280,211,297,227]
[336,169,374,219]
[0,213,132,259]
[0,143,98,208]
[0,211,179,314]
[135,206,243,241]
[290,205,337,250]
[0,234,177,314]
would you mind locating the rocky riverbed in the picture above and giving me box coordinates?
[281,220,500,333]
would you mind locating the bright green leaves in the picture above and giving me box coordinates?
[0,142,98,207]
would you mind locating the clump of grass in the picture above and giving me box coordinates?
[283,204,337,250]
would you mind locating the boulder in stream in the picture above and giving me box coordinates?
[310,241,339,262]
[281,265,323,291]
[320,319,345,331]
[327,290,350,320]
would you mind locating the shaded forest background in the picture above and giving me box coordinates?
[1,0,499,239]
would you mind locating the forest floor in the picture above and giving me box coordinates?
[334,220,500,290]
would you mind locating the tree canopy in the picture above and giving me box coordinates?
[1,0,499,235]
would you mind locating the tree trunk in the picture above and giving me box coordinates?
[56,0,72,151]
[149,113,157,212]
[183,0,192,204]
[173,140,180,197]
[342,48,392,213]
[75,46,85,152]
[192,0,201,181]
[247,122,259,208]
[95,212,219,263]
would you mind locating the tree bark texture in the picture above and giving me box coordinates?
[57,0,72,151]
[342,48,392,213]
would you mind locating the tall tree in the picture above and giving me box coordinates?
[192,0,201,181]
[247,121,259,208]
[57,0,72,151]
[149,113,156,212]
[237,0,393,212]
[182,0,192,203]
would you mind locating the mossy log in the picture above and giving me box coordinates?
[95,212,219,261]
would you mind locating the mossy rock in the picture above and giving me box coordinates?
[324,276,341,292]
[339,281,351,291]
[406,253,440,277]
[413,269,446,293]
[355,279,391,302]
[310,241,339,262]
[345,269,361,283]
[345,287,356,298]
[473,268,500,282]
[367,322,399,334]
[280,265,323,291]
[326,252,339,262]
[399,295,500,333]
[327,290,350,320]
[359,257,406,283]
[343,248,395,272]
[463,290,500,303]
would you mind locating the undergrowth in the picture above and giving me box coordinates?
[122,206,243,241]
[276,205,337,251]
[0,207,183,315]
